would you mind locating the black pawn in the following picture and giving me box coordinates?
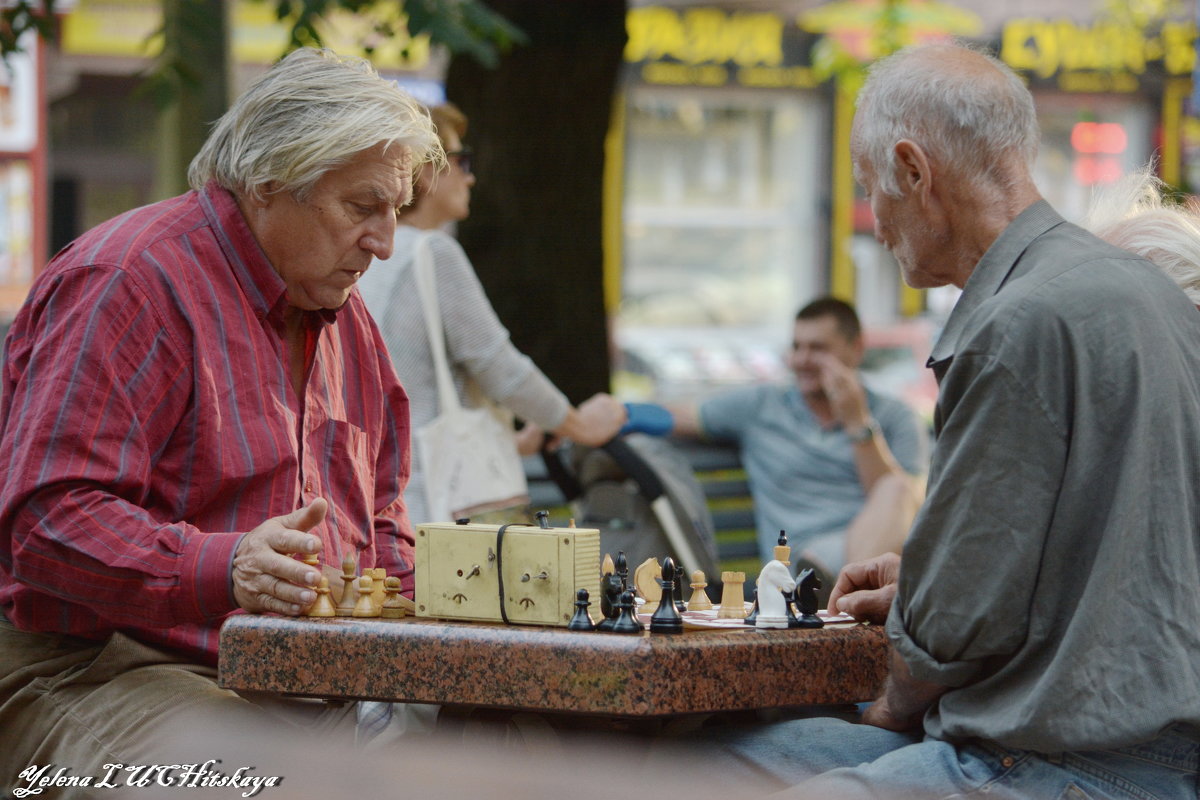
[611,590,642,634]
[744,589,760,626]
[568,588,596,631]
[597,573,622,632]
[650,557,684,634]
[794,568,824,628]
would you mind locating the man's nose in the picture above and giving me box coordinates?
[363,214,397,259]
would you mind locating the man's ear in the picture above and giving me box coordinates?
[245,182,280,208]
[893,139,933,204]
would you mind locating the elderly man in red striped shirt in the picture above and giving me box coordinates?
[0,48,441,787]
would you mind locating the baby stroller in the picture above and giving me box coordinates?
[541,434,722,585]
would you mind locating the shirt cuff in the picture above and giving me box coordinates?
[174,529,244,622]
[886,600,981,688]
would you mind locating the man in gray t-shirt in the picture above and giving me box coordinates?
[668,298,928,574]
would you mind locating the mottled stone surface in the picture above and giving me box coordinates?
[219,615,888,717]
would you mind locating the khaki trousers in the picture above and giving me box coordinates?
[0,614,356,799]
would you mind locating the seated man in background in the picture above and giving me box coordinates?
[632,297,928,578]
[0,47,440,792]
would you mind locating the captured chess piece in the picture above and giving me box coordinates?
[305,576,337,618]
[717,571,747,619]
[687,570,713,611]
[611,590,642,634]
[755,535,798,629]
[381,576,407,619]
[597,572,623,632]
[352,575,379,618]
[649,557,683,634]
[634,557,662,613]
[794,568,824,628]
[335,555,358,617]
[568,588,597,631]
[744,589,760,626]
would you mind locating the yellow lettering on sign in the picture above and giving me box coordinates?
[641,62,730,86]
[1002,17,1195,79]
[1162,21,1198,75]
[737,66,818,89]
[625,6,783,67]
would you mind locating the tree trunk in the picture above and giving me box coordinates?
[445,0,627,404]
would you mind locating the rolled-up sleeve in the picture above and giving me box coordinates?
[890,350,1067,687]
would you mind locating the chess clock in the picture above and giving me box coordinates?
[414,520,602,627]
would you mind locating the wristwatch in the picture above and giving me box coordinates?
[845,418,881,444]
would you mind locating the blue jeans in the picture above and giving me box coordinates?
[708,717,1199,799]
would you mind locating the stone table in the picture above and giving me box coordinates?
[218,614,888,717]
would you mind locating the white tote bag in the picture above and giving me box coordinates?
[408,233,529,521]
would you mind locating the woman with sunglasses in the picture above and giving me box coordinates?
[359,103,626,526]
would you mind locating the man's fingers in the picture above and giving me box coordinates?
[281,497,328,533]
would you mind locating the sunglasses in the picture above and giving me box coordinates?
[446,147,473,175]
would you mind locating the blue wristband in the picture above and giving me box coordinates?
[619,402,674,437]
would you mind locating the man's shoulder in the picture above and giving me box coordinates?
[51,193,207,276]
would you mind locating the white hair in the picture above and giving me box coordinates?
[854,42,1039,197]
[188,48,443,203]
[1083,168,1200,305]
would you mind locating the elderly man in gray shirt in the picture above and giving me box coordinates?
[691,42,1200,800]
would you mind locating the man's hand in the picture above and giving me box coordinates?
[827,552,901,624]
[233,498,327,615]
[813,352,870,428]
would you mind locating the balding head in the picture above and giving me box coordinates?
[851,42,1039,199]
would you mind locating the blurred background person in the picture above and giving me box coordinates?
[358,103,625,525]
[1083,166,1200,310]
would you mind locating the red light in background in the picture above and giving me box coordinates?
[1070,122,1128,154]
[1074,156,1123,185]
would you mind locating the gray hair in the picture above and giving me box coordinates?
[854,42,1039,197]
[188,48,443,203]
[1083,168,1200,305]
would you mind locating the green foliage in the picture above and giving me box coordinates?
[0,1,57,60]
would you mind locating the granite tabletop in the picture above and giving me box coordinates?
[218,614,889,717]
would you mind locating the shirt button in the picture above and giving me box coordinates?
[1001,756,1015,768]
[304,479,313,493]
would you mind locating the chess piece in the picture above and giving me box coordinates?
[755,538,797,629]
[381,576,407,619]
[717,571,746,619]
[367,567,387,614]
[744,589,760,626]
[305,576,337,617]
[616,551,630,595]
[794,568,824,628]
[672,562,687,612]
[611,590,642,634]
[785,590,802,628]
[649,557,683,634]
[634,557,662,613]
[687,571,713,611]
[567,588,596,631]
[335,555,358,617]
[299,551,320,569]
[597,572,623,632]
[602,553,615,577]
[352,575,379,617]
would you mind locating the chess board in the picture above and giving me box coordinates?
[636,603,857,631]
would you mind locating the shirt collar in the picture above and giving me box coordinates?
[198,182,337,329]
[928,200,1064,366]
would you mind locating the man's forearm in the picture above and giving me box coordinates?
[863,646,948,731]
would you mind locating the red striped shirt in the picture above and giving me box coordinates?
[0,184,414,665]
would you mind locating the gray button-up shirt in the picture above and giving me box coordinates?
[887,200,1200,751]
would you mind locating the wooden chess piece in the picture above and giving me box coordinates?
[687,570,713,611]
[794,568,824,628]
[717,571,746,619]
[367,567,387,614]
[673,564,687,613]
[305,576,337,618]
[649,557,683,634]
[299,551,320,569]
[597,572,623,632]
[616,551,631,595]
[611,590,642,634]
[567,588,597,631]
[755,538,797,629]
[352,575,379,617]
[744,589,760,626]
[602,553,615,577]
[381,576,407,619]
[634,557,662,613]
[786,590,802,628]
[335,555,358,617]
